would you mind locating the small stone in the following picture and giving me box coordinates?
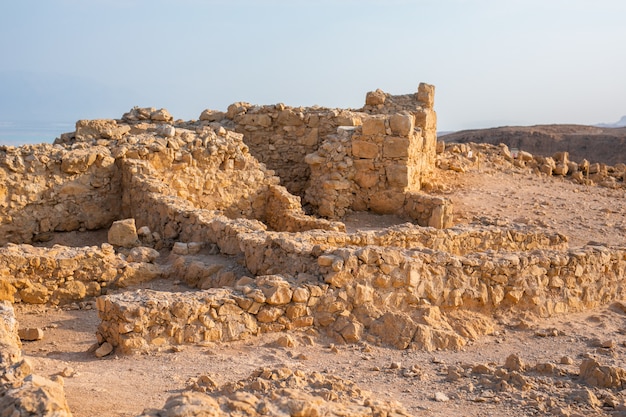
[390,362,401,369]
[560,356,574,365]
[434,392,450,402]
[273,335,296,348]
[472,364,494,375]
[95,342,114,358]
[601,340,617,349]
[18,327,44,341]
[60,367,76,378]
[504,353,525,372]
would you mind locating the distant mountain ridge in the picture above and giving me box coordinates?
[595,115,626,128]
[442,124,626,165]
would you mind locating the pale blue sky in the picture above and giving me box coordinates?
[1,0,625,132]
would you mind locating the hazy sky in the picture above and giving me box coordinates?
[1,0,625,131]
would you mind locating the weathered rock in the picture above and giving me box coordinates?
[18,327,44,341]
[108,219,139,248]
[579,358,626,389]
[95,342,114,358]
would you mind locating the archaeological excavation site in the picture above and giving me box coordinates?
[2,83,626,416]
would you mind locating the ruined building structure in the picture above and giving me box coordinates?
[2,83,626,414]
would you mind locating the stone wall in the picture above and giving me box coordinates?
[303,110,444,221]
[220,83,437,207]
[96,242,626,353]
[0,243,164,306]
[0,144,121,245]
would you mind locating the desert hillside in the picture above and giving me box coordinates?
[441,124,626,165]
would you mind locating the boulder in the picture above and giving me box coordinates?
[108,219,139,248]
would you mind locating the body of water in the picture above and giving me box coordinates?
[0,121,74,146]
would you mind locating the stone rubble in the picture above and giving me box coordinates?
[139,366,413,417]
[0,301,72,416]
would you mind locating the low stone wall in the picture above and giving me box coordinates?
[0,144,121,245]
[0,301,72,416]
[239,223,568,277]
[96,244,626,352]
[403,192,453,228]
[0,244,164,305]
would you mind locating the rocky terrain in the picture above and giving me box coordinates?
[441,124,626,166]
[1,85,626,416]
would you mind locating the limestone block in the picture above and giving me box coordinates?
[554,163,569,176]
[369,312,416,349]
[518,151,534,162]
[61,149,98,174]
[0,280,16,302]
[199,109,226,121]
[417,82,435,108]
[157,124,176,138]
[126,247,160,263]
[369,191,405,214]
[383,137,410,159]
[226,102,250,119]
[108,219,139,248]
[277,109,304,126]
[385,164,409,188]
[553,151,569,165]
[351,140,379,159]
[365,89,386,106]
[18,327,44,341]
[150,108,173,122]
[304,152,325,166]
[361,117,386,136]
[539,164,553,176]
[19,284,49,304]
[238,113,272,128]
[75,119,130,141]
[390,113,415,137]
[300,128,319,146]
[354,170,378,188]
[52,280,87,304]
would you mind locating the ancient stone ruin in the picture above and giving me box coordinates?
[2,83,626,415]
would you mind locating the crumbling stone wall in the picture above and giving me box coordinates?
[303,110,445,221]
[0,144,121,245]
[97,242,626,352]
[219,83,437,204]
[216,103,362,197]
[0,243,164,306]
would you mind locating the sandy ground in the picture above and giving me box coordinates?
[14,150,626,417]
